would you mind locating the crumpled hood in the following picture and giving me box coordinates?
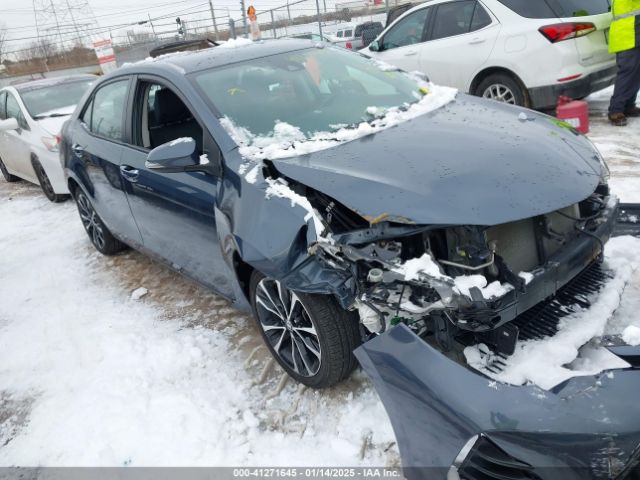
[271,95,604,226]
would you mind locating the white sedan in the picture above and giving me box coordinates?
[363,0,615,109]
[0,75,95,201]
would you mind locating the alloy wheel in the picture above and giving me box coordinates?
[76,192,106,251]
[255,278,322,377]
[482,83,517,105]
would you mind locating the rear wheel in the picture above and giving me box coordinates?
[32,158,68,202]
[250,271,361,388]
[74,189,126,255]
[476,73,528,107]
[0,156,20,182]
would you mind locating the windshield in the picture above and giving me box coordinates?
[21,79,94,118]
[192,46,422,137]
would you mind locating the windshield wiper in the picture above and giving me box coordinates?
[34,112,70,119]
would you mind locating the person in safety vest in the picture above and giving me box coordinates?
[608,0,640,126]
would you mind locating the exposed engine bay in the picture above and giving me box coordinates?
[305,181,616,362]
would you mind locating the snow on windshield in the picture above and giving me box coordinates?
[221,82,457,163]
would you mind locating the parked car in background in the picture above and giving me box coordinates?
[364,0,615,109]
[333,20,384,50]
[0,75,95,201]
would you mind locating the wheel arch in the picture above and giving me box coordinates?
[470,66,531,107]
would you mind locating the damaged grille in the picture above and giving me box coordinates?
[482,262,612,374]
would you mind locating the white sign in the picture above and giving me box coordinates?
[93,39,117,74]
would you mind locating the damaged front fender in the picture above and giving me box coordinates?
[355,324,640,480]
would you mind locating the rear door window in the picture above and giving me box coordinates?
[431,1,477,40]
[382,8,430,50]
[471,2,492,30]
[496,0,557,18]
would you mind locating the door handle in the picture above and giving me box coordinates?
[469,38,486,45]
[404,50,418,56]
[71,144,84,158]
[120,165,139,182]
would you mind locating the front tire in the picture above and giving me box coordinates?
[250,271,361,388]
[475,73,528,107]
[74,189,126,255]
[32,158,68,202]
[0,156,20,182]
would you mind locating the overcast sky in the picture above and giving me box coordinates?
[1,0,341,56]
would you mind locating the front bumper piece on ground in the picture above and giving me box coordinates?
[355,324,640,480]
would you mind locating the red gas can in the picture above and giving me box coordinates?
[556,96,589,134]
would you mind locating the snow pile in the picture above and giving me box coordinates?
[465,236,640,390]
[131,287,148,300]
[220,82,457,161]
[394,253,513,300]
[453,275,513,300]
[623,325,640,346]
[219,38,253,49]
[0,193,396,467]
[394,253,446,281]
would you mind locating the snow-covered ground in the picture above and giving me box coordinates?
[0,89,639,467]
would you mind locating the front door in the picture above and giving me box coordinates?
[119,78,235,297]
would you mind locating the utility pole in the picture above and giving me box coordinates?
[208,0,219,40]
[148,13,157,37]
[65,0,83,45]
[270,9,276,38]
[314,0,323,38]
[323,0,327,13]
[286,2,291,22]
[240,0,248,38]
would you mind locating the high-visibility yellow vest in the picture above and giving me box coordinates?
[609,0,640,53]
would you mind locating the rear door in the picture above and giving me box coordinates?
[69,77,143,246]
[548,0,613,67]
[418,0,501,89]
[118,76,234,296]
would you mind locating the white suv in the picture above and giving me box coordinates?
[364,0,615,109]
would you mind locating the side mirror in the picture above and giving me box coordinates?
[369,40,381,52]
[145,137,218,175]
[0,118,19,132]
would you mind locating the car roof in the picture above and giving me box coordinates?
[12,74,97,93]
[115,39,317,76]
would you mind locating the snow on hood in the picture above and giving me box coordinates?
[220,82,458,163]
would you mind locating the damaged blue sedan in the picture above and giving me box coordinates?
[60,40,640,479]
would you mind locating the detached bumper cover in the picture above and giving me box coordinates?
[355,324,640,480]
